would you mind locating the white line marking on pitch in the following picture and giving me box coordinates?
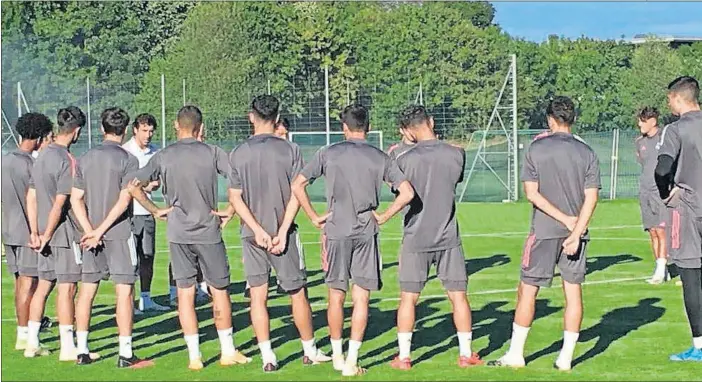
[0,276,648,322]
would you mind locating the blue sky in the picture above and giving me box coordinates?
[492,2,702,42]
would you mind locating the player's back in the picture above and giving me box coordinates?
[307,139,392,239]
[523,133,600,239]
[665,110,702,214]
[76,141,138,240]
[143,138,229,244]
[229,134,302,237]
[1,150,34,245]
[32,143,77,247]
[395,139,465,251]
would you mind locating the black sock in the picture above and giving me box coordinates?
[679,267,702,340]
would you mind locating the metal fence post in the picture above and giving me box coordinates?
[86,77,92,149]
[324,66,330,146]
[161,74,166,148]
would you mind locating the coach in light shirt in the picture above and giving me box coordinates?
[122,114,169,313]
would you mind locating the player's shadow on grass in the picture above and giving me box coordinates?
[586,254,641,275]
[525,297,664,368]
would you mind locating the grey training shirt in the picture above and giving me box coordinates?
[30,143,77,247]
[521,132,601,239]
[229,134,303,238]
[395,139,465,252]
[73,141,139,240]
[1,150,34,246]
[658,110,702,217]
[135,138,229,244]
[635,131,661,195]
[300,138,406,239]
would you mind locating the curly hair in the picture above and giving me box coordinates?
[16,112,53,140]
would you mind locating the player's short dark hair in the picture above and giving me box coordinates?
[340,104,369,132]
[278,117,290,130]
[16,112,53,140]
[398,105,431,129]
[133,113,157,130]
[638,106,659,122]
[56,106,86,134]
[177,105,203,133]
[251,95,280,122]
[546,96,576,126]
[668,76,700,103]
[101,107,130,136]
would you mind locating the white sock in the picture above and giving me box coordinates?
[507,323,530,358]
[170,286,177,301]
[693,336,702,350]
[28,321,41,348]
[199,282,208,294]
[184,334,200,361]
[557,331,579,365]
[398,332,412,359]
[119,336,133,358]
[346,340,362,366]
[331,338,343,358]
[17,326,29,341]
[301,338,317,358]
[654,258,667,278]
[457,332,473,357]
[76,331,89,354]
[217,327,236,356]
[258,340,276,364]
[59,325,76,351]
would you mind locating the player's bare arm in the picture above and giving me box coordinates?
[26,187,40,249]
[38,193,69,252]
[291,174,330,228]
[523,181,578,231]
[129,179,172,220]
[228,188,272,249]
[211,203,236,229]
[69,187,95,244]
[563,188,598,255]
[373,180,414,225]
[270,193,301,255]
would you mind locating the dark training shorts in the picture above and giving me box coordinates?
[521,234,588,287]
[322,234,382,292]
[399,245,467,293]
[169,242,230,289]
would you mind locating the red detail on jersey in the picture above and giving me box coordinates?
[671,210,680,249]
[387,143,399,154]
[522,234,536,269]
[321,233,329,272]
[532,131,550,141]
[66,152,77,177]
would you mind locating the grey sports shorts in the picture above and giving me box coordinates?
[640,191,669,231]
[169,242,230,289]
[399,245,467,293]
[82,237,138,285]
[669,202,702,269]
[39,244,82,283]
[4,244,38,277]
[521,234,588,287]
[322,234,382,292]
[131,215,156,256]
[243,230,306,292]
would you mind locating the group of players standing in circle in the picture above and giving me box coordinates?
[2,75,701,376]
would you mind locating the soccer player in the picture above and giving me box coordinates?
[291,104,414,376]
[71,108,171,367]
[635,107,670,284]
[655,76,702,362]
[26,107,97,361]
[2,113,53,351]
[388,106,481,370]
[122,113,170,313]
[489,96,600,371]
[134,105,249,370]
[243,116,292,299]
[225,96,330,372]
[387,122,415,160]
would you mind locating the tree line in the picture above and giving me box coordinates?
[2,1,701,141]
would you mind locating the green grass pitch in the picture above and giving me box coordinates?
[2,200,701,380]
